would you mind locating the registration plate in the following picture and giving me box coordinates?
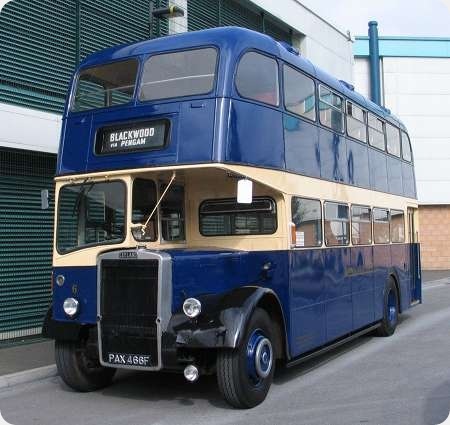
[107,353,151,367]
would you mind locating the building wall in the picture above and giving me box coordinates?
[419,205,450,270]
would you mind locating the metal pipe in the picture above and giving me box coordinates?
[368,21,381,105]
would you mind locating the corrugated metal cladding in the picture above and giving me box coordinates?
[187,0,292,43]
[0,149,56,341]
[0,0,290,113]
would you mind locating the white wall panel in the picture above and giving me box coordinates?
[250,0,354,82]
[0,102,61,153]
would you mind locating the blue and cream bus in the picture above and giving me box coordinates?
[43,27,421,408]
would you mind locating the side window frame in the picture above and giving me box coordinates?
[318,84,345,134]
[351,204,372,245]
[368,113,386,151]
[386,123,401,157]
[235,50,280,107]
[401,131,413,163]
[346,101,367,143]
[324,201,350,246]
[373,207,390,244]
[291,196,322,248]
[282,64,316,122]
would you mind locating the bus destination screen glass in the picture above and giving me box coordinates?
[139,48,217,101]
[96,119,168,155]
[72,59,138,112]
[57,181,126,253]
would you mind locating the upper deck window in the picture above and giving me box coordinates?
[72,59,138,112]
[139,48,217,101]
[346,101,367,142]
[319,85,344,133]
[401,131,412,162]
[235,52,279,106]
[368,113,385,150]
[386,123,401,157]
[283,65,316,121]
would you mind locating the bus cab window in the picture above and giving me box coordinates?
[132,179,158,241]
[235,52,279,106]
[324,202,349,246]
[291,197,322,247]
[160,184,185,242]
[373,208,390,244]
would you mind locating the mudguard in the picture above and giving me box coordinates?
[168,286,287,349]
[41,306,88,341]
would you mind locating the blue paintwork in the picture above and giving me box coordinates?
[355,36,450,58]
[52,242,420,358]
[57,27,416,199]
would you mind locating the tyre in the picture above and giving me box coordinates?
[217,308,276,408]
[55,339,116,392]
[376,277,399,337]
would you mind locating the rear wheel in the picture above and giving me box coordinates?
[376,277,399,337]
[55,339,116,392]
[217,308,276,408]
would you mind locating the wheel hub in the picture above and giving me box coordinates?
[247,329,273,384]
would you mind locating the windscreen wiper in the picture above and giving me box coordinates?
[134,171,176,236]
[71,178,95,216]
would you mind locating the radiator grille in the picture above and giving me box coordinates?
[100,259,159,367]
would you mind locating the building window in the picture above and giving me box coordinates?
[283,65,316,121]
[235,52,279,106]
[390,209,405,243]
[199,197,277,236]
[386,123,401,157]
[324,202,349,246]
[319,85,344,133]
[351,205,372,245]
[291,197,322,247]
[140,48,218,101]
[346,101,367,142]
[373,208,390,244]
[368,113,385,151]
[401,131,412,162]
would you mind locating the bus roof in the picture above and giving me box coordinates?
[79,26,406,131]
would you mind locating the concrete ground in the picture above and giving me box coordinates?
[0,273,450,424]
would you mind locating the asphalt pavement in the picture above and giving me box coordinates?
[1,277,450,425]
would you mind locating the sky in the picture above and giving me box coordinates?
[300,0,450,38]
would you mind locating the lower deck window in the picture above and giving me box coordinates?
[373,208,390,244]
[390,209,405,243]
[324,202,350,246]
[291,197,322,247]
[199,197,277,236]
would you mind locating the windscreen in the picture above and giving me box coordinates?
[57,181,126,253]
[72,59,138,112]
[139,48,217,101]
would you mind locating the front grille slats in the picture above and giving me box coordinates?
[99,259,159,367]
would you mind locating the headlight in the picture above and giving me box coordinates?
[55,274,65,287]
[63,297,79,318]
[183,298,202,318]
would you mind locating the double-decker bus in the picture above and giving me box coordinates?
[43,27,421,408]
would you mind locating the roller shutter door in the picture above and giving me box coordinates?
[0,149,56,340]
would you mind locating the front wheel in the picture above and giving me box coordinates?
[376,277,399,337]
[216,308,276,408]
[55,339,116,392]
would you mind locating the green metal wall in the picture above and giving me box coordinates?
[187,0,292,43]
[0,149,56,340]
[0,0,166,113]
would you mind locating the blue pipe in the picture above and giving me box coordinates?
[368,21,381,105]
